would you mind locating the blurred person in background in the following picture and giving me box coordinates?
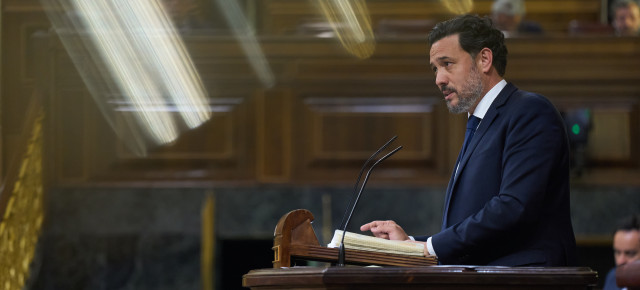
[491,0,543,37]
[604,214,640,290]
[611,0,640,36]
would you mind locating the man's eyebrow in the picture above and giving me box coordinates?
[430,56,452,67]
[431,56,452,64]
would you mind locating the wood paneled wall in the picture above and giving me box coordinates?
[4,0,639,187]
[32,34,640,186]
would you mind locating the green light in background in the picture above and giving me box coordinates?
[572,124,581,135]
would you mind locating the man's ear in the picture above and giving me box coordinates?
[477,48,493,73]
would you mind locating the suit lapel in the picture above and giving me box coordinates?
[442,150,463,230]
[441,83,516,229]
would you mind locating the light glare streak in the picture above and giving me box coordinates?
[41,0,213,155]
[316,0,375,59]
[439,0,474,15]
[118,0,211,129]
[71,0,179,145]
[214,0,275,88]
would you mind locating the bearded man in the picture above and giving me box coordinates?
[361,15,577,266]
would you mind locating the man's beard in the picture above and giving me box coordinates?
[444,65,484,114]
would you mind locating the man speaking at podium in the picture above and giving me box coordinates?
[361,15,577,266]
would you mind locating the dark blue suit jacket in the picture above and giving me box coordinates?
[416,83,577,266]
[603,268,622,290]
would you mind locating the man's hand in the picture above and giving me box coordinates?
[360,220,410,241]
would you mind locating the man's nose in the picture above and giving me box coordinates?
[435,71,447,87]
[617,255,628,266]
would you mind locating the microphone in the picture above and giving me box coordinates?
[338,136,398,230]
[337,136,403,267]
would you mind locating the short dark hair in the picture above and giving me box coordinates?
[614,214,640,234]
[428,14,508,76]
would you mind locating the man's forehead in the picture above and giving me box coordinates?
[429,34,461,62]
[615,230,640,243]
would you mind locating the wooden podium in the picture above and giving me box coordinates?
[243,266,598,289]
[246,209,598,289]
[272,209,437,267]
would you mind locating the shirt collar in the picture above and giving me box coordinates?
[469,79,507,119]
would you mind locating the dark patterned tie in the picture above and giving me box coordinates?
[461,115,482,157]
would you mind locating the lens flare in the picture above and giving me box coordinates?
[214,0,275,88]
[439,0,474,15]
[41,0,212,156]
[316,0,376,59]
